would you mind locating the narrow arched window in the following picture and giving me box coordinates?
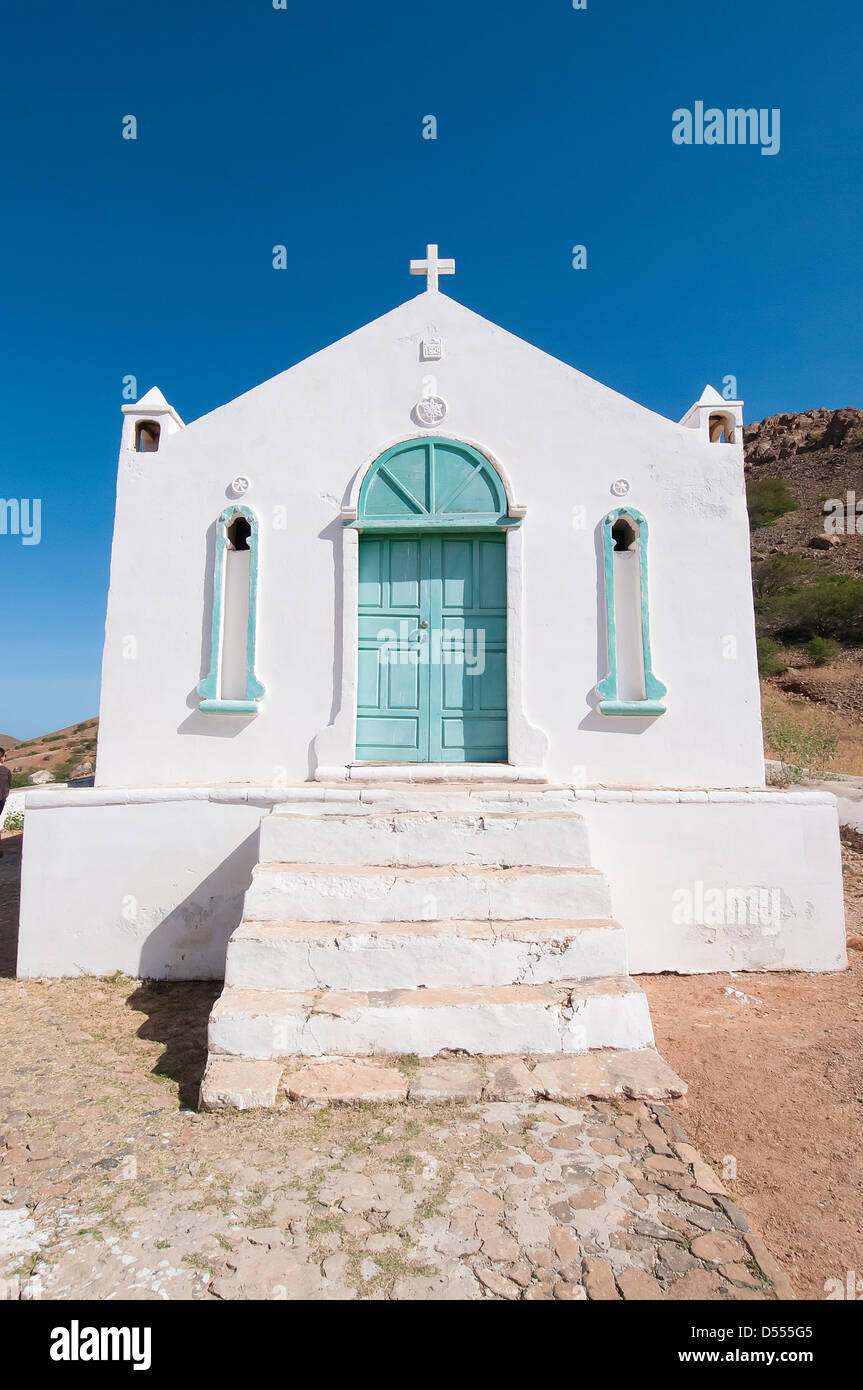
[597,508,667,717]
[709,413,735,444]
[135,420,160,452]
[197,506,265,715]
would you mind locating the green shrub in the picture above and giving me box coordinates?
[757,637,788,676]
[807,635,840,667]
[11,772,30,789]
[762,704,837,783]
[751,553,817,598]
[746,476,799,530]
[758,576,863,644]
[2,810,23,833]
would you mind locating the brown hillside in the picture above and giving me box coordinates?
[6,718,98,787]
[746,406,863,775]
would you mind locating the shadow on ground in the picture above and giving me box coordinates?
[127,980,222,1110]
[1,827,220,1108]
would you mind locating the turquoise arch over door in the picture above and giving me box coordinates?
[352,439,513,762]
[355,437,512,530]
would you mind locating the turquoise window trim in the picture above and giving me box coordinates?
[353,437,513,529]
[198,699,261,716]
[597,507,667,718]
[196,504,265,716]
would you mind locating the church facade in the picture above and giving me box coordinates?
[17,251,846,1061]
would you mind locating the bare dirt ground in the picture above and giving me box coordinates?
[0,829,859,1300]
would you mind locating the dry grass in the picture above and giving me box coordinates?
[761,683,863,776]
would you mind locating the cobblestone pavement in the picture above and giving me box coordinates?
[0,977,792,1301]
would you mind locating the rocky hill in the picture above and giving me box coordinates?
[745,407,863,573]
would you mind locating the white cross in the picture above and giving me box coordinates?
[409,243,455,292]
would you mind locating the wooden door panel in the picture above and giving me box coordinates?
[357,533,507,763]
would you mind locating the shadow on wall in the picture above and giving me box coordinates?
[126,979,222,1111]
[136,831,259,981]
[177,704,257,737]
[307,515,348,778]
[320,515,346,729]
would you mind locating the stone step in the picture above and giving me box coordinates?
[208,977,654,1059]
[242,863,613,925]
[199,1047,688,1110]
[258,809,593,868]
[225,918,628,992]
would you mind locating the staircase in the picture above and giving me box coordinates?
[202,787,659,1090]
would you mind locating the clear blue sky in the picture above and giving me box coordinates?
[1,0,860,739]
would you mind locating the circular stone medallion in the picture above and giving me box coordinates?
[415,396,448,426]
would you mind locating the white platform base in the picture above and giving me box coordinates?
[15,783,847,979]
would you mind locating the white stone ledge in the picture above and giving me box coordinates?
[571,788,836,806]
[24,786,363,811]
[341,764,549,784]
[23,784,838,811]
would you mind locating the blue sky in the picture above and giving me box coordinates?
[1,0,860,739]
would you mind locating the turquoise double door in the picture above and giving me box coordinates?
[357,533,508,762]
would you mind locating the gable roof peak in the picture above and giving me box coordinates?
[134,386,172,411]
[698,384,728,406]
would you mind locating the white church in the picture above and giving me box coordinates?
[18,247,846,1105]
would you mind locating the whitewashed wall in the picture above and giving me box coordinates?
[17,797,263,979]
[582,792,847,973]
[95,291,764,790]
